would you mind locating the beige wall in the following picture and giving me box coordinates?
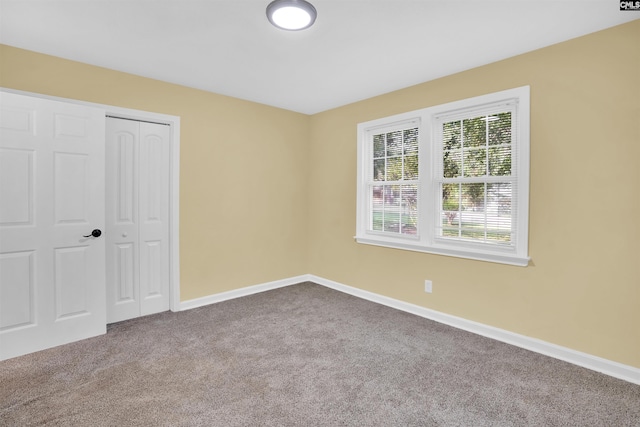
[308,20,640,368]
[1,20,638,368]
[0,44,311,301]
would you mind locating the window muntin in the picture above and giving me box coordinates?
[356,86,530,266]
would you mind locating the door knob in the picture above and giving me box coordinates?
[83,229,102,238]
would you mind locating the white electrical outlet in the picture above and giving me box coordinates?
[424,280,433,293]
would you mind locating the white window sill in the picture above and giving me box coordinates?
[355,236,530,267]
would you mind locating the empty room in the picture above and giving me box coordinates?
[1,1,639,425]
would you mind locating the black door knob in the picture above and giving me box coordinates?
[83,229,102,238]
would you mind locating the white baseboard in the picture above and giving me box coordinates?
[309,275,640,386]
[179,274,311,311]
[179,273,640,385]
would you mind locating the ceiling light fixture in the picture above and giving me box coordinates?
[266,0,317,31]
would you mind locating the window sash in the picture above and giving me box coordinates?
[435,181,516,246]
[434,102,518,249]
[366,123,420,238]
[367,181,420,237]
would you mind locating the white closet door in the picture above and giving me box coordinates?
[105,118,140,322]
[0,92,106,360]
[106,118,169,323]
[138,122,170,316]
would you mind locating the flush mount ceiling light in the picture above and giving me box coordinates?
[266,0,317,31]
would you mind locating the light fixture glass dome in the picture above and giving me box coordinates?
[267,0,317,31]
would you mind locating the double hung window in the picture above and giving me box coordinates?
[356,86,530,266]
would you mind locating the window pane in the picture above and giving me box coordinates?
[442,228,459,238]
[387,157,402,181]
[372,185,383,209]
[404,128,418,154]
[461,183,485,211]
[487,183,512,217]
[373,159,385,181]
[473,183,513,243]
[404,155,418,180]
[460,184,485,239]
[401,184,418,235]
[488,145,511,176]
[485,230,511,243]
[373,134,385,158]
[384,186,400,233]
[372,210,383,231]
[383,213,399,233]
[443,121,461,150]
[386,185,401,208]
[386,131,402,156]
[488,112,511,146]
[463,148,486,177]
[442,183,459,229]
[371,185,383,231]
[443,150,461,178]
[461,228,484,240]
[442,183,459,209]
[463,117,486,148]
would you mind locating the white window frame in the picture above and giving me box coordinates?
[356,86,530,266]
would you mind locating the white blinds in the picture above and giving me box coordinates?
[435,102,519,247]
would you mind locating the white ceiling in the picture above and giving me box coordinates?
[1,1,636,114]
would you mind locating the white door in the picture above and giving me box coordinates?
[105,117,170,323]
[0,92,106,360]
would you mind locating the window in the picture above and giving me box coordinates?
[356,86,530,266]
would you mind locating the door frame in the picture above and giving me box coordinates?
[1,88,181,313]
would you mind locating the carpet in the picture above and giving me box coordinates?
[1,282,639,426]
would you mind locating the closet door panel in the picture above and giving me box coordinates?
[139,122,170,316]
[105,118,140,323]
